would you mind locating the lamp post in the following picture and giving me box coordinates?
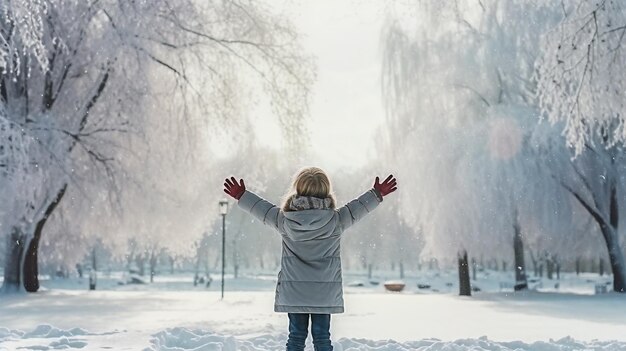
[219,199,229,299]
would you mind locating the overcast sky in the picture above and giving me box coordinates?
[255,0,388,171]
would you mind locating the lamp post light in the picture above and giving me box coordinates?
[219,199,229,299]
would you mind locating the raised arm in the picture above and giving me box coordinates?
[337,175,398,232]
[223,177,283,231]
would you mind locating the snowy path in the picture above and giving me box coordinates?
[1,290,626,350]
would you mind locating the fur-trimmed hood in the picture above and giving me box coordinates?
[287,195,334,211]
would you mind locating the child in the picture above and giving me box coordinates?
[223,167,397,351]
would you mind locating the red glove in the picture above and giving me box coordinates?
[373,175,397,197]
[224,177,246,200]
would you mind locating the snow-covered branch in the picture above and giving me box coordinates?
[537,0,626,154]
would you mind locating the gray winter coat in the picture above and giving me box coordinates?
[238,189,381,314]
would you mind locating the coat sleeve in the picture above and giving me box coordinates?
[336,189,382,232]
[237,190,284,232]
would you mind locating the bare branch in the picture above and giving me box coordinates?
[452,83,491,107]
[556,176,607,229]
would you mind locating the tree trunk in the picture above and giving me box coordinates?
[547,256,554,280]
[569,168,626,292]
[513,213,528,291]
[367,263,372,279]
[529,250,538,277]
[194,248,201,284]
[23,185,67,292]
[169,255,175,274]
[576,257,581,275]
[89,269,97,291]
[399,261,404,279]
[599,258,605,277]
[203,250,209,277]
[1,226,27,293]
[599,180,625,292]
[22,233,41,291]
[458,250,471,296]
[92,247,97,271]
[136,254,145,276]
[600,224,626,292]
[492,259,499,271]
[89,247,97,290]
[149,251,157,283]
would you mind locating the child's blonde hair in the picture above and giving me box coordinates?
[282,167,337,211]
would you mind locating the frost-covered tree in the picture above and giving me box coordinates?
[381,0,571,288]
[524,200,607,278]
[1,0,314,292]
[333,169,386,272]
[533,128,626,291]
[214,147,290,274]
[536,0,626,292]
[335,165,424,276]
[536,0,626,155]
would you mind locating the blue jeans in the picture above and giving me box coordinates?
[286,313,333,351]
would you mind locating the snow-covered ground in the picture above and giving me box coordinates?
[1,271,626,350]
[21,268,615,295]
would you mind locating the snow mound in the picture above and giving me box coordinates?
[0,327,25,340]
[146,328,626,351]
[146,328,284,351]
[22,324,89,338]
[48,336,88,349]
[0,325,121,350]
